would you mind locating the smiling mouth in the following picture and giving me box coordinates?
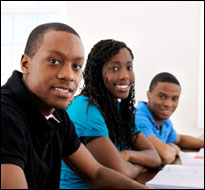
[52,87,74,98]
[161,110,172,116]
[54,87,73,93]
[115,84,130,91]
[116,84,129,89]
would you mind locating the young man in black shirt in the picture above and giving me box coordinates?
[1,22,150,189]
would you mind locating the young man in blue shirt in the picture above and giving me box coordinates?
[135,72,204,165]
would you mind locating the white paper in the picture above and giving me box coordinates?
[146,165,204,189]
[179,150,204,165]
[195,148,204,158]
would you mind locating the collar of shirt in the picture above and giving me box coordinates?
[137,101,160,129]
[6,70,62,134]
[137,101,172,131]
[45,114,60,123]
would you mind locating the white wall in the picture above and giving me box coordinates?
[64,1,204,137]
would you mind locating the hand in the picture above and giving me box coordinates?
[131,163,144,176]
[119,150,129,161]
[167,143,181,155]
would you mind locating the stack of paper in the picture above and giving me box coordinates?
[194,148,204,159]
[146,164,204,189]
[179,148,204,165]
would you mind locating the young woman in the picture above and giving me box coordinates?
[60,39,161,189]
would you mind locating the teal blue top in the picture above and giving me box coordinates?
[60,95,139,189]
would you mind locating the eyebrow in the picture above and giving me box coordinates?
[47,49,84,60]
[158,91,179,97]
[107,61,133,65]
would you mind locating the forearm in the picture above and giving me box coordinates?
[124,162,144,179]
[177,135,204,149]
[88,166,151,189]
[128,150,161,168]
[119,150,146,177]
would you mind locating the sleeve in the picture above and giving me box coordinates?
[1,102,27,170]
[67,98,109,138]
[135,113,155,137]
[61,114,81,157]
[79,136,99,145]
[134,122,141,134]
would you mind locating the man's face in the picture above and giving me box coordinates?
[102,48,135,100]
[21,30,84,115]
[147,82,181,124]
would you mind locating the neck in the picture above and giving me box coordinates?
[22,78,55,116]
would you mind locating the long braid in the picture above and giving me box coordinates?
[81,39,136,149]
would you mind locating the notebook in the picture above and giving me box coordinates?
[146,164,204,189]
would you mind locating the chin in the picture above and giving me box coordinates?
[52,101,70,110]
[118,95,129,100]
[161,116,170,120]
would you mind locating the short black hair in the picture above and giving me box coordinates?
[149,72,181,92]
[24,22,80,58]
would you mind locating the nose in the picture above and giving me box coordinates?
[119,68,129,80]
[57,63,74,82]
[163,99,173,108]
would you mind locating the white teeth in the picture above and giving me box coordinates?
[116,85,128,89]
[164,111,171,113]
[54,88,69,93]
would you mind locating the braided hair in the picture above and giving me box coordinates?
[81,39,136,150]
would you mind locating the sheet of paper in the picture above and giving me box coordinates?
[194,148,204,159]
[146,165,204,189]
[179,151,204,165]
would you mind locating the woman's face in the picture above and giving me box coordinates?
[102,48,135,100]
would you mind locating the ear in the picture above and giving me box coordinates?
[147,91,151,102]
[21,54,31,74]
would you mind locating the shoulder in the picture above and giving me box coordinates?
[1,89,28,129]
[67,95,104,121]
[69,95,89,106]
[135,101,152,123]
[66,95,108,138]
[135,101,148,114]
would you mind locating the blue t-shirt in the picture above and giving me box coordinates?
[135,101,178,143]
[60,95,139,189]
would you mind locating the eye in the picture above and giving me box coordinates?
[73,64,82,70]
[48,59,61,65]
[159,95,165,99]
[127,66,133,71]
[109,66,118,71]
[172,97,178,101]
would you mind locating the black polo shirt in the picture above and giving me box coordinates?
[1,70,81,189]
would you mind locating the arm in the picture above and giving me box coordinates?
[1,164,28,189]
[86,136,143,179]
[64,143,151,189]
[119,132,161,168]
[175,134,204,149]
[146,136,180,165]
